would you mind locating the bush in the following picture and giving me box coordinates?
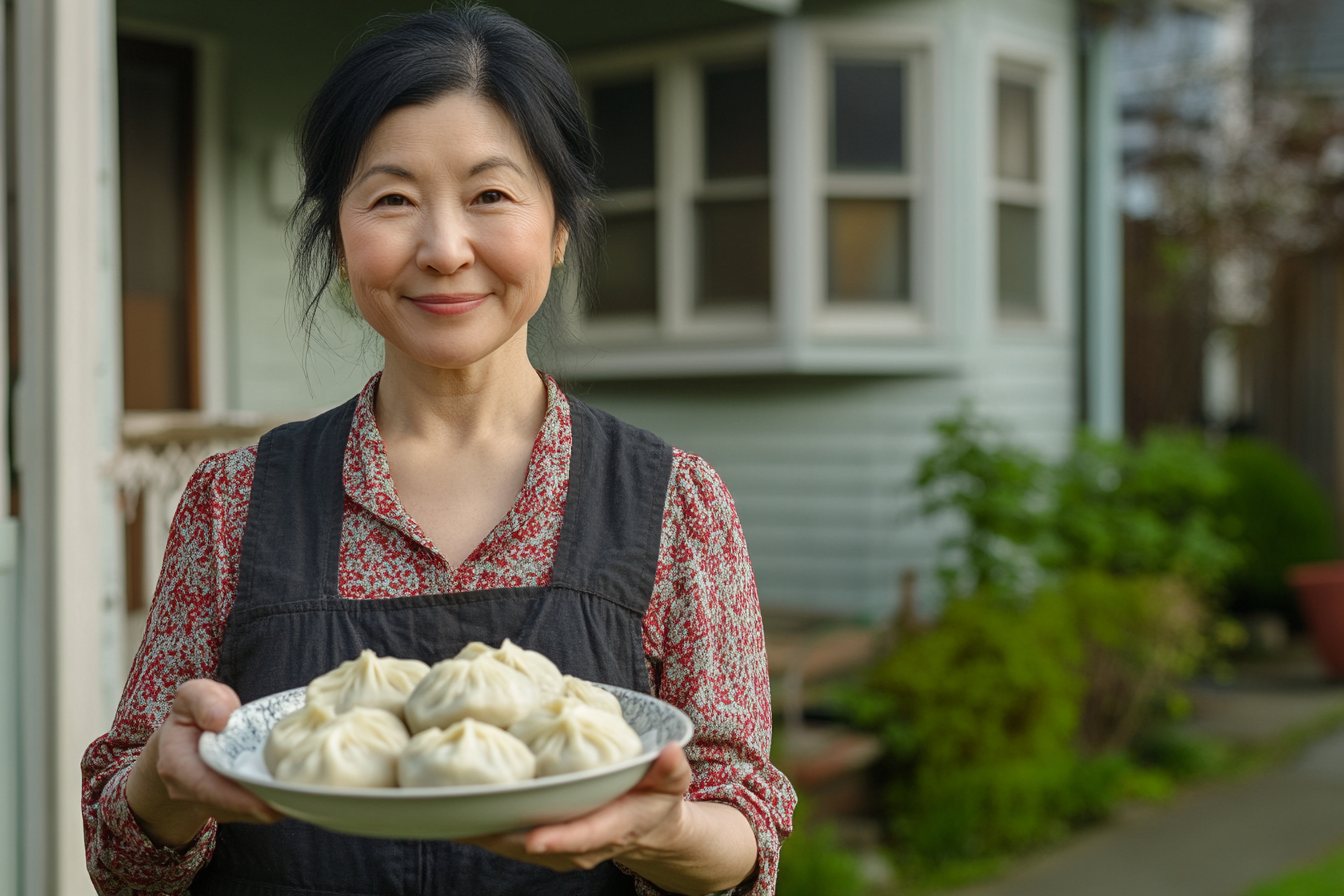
[1221,438,1340,622]
[776,801,869,896]
[844,410,1244,878]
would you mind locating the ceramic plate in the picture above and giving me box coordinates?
[198,684,693,839]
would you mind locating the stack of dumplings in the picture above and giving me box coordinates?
[263,641,645,789]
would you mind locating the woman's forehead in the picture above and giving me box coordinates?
[359,93,535,178]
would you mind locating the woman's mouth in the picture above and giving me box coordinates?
[407,293,489,316]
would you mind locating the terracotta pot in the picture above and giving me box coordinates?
[1288,562,1344,676]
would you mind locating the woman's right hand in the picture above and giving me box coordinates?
[125,679,282,849]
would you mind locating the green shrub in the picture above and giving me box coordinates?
[776,801,868,896]
[1049,432,1240,590]
[1221,438,1340,622]
[845,410,1245,879]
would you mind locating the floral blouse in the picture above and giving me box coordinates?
[81,374,795,895]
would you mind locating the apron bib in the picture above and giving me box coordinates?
[191,394,673,896]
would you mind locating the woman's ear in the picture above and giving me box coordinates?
[552,224,570,268]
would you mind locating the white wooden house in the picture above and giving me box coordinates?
[0,0,1130,891]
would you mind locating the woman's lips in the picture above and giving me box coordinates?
[407,293,488,316]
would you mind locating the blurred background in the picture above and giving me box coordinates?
[7,0,1344,893]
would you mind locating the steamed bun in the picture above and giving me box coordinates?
[509,698,643,777]
[272,706,409,788]
[263,702,338,775]
[454,639,564,698]
[397,718,536,787]
[305,649,429,720]
[405,654,541,733]
[560,676,624,717]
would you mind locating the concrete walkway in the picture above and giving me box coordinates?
[950,665,1344,896]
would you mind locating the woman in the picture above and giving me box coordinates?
[81,7,794,896]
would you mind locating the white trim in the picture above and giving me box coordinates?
[115,19,230,412]
[987,35,1073,340]
[15,0,121,892]
[807,20,939,339]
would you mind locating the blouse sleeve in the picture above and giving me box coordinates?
[639,449,796,895]
[81,447,256,895]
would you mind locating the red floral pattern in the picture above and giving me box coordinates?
[81,374,794,895]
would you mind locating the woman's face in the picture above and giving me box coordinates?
[338,92,566,371]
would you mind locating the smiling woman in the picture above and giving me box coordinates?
[81,7,793,896]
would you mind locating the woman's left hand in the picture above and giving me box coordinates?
[463,743,692,872]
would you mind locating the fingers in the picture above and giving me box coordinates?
[172,679,241,733]
[158,681,279,824]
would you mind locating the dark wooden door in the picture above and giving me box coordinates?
[117,36,198,412]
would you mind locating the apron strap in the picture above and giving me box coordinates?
[550,397,673,617]
[234,397,357,608]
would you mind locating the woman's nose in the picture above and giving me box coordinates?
[415,207,475,275]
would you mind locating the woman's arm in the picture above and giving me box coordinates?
[467,744,757,894]
[82,449,259,892]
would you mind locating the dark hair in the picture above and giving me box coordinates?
[291,5,600,346]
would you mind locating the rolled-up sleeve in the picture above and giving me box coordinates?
[640,449,796,895]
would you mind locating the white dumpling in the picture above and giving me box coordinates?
[272,707,409,788]
[305,649,430,720]
[508,698,644,777]
[405,654,541,733]
[493,639,565,697]
[453,639,564,698]
[560,676,624,717]
[397,718,537,787]
[263,702,338,775]
[453,641,493,661]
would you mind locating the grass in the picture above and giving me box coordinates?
[1244,846,1344,896]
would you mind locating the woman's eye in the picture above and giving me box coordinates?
[376,194,409,207]
[477,190,505,205]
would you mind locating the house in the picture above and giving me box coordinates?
[0,0,1125,891]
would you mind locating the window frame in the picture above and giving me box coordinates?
[571,30,774,348]
[989,51,1064,333]
[811,33,932,339]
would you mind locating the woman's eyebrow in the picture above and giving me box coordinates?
[469,156,525,178]
[351,164,415,189]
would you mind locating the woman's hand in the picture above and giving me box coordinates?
[125,679,283,849]
[464,744,757,895]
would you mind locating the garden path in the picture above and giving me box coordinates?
[949,660,1344,896]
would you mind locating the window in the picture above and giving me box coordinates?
[994,69,1044,320]
[826,56,914,306]
[589,77,657,318]
[697,60,771,310]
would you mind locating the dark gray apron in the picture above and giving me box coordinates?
[191,394,673,895]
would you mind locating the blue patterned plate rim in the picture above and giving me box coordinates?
[200,682,694,799]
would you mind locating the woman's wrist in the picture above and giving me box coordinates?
[620,800,757,895]
[125,730,212,850]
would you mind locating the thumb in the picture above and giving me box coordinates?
[172,679,242,733]
[633,744,691,796]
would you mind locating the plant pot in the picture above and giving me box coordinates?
[1288,562,1344,676]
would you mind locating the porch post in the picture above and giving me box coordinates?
[13,0,122,892]
[1080,4,1123,438]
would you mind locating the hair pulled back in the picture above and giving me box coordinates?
[291,5,600,340]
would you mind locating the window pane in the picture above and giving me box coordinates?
[704,61,769,180]
[828,199,910,302]
[996,79,1037,182]
[593,212,657,317]
[591,77,656,191]
[698,199,771,308]
[832,60,905,172]
[997,202,1041,317]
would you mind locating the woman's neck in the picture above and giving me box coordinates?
[373,329,548,450]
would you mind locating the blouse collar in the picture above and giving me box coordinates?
[341,371,572,563]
